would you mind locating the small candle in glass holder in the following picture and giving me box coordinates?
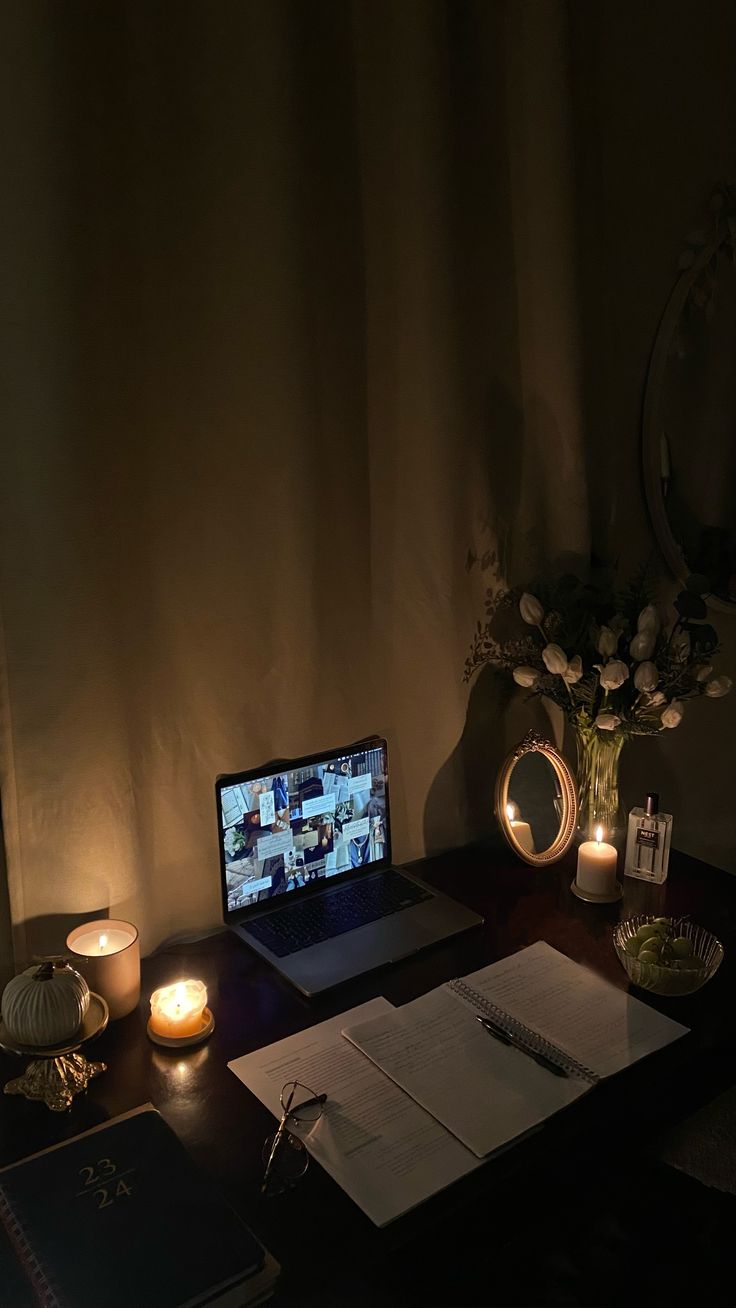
[148,979,209,1042]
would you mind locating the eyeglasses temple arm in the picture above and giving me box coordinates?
[261,1108,291,1193]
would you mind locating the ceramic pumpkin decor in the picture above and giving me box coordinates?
[1,960,90,1047]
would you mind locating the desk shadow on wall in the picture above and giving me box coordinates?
[0,809,14,986]
[15,908,113,970]
[423,664,556,857]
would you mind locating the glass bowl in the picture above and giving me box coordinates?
[613,916,724,996]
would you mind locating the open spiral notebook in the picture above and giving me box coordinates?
[230,942,688,1224]
[341,941,689,1159]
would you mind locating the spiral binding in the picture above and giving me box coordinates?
[0,1185,61,1308]
[448,978,600,1084]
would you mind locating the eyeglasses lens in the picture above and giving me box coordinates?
[280,1080,324,1124]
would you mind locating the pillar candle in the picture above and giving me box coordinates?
[576,827,618,896]
[506,804,535,855]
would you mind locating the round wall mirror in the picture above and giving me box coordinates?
[495,731,578,866]
[643,186,736,613]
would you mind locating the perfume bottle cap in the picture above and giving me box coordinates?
[645,792,659,817]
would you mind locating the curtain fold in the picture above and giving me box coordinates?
[0,1,590,962]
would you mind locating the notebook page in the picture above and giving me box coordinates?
[462,941,688,1080]
[229,998,479,1227]
[342,986,586,1158]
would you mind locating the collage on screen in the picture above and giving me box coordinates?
[222,745,387,911]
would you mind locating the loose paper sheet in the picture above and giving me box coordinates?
[228,999,479,1227]
[343,988,586,1158]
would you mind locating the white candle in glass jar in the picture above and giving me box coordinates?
[69,928,135,956]
[576,827,618,895]
[66,919,140,1020]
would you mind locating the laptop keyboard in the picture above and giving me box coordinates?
[244,870,434,958]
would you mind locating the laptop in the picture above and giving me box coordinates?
[215,735,483,996]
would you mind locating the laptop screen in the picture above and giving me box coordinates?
[217,738,390,917]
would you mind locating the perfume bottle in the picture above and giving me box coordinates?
[624,792,673,883]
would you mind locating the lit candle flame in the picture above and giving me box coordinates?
[99,933,108,952]
[506,802,519,822]
[595,825,604,845]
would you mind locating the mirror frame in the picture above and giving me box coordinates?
[642,190,736,614]
[495,730,578,866]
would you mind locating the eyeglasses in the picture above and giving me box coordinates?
[261,1080,326,1196]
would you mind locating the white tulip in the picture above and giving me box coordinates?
[629,630,655,661]
[637,605,660,635]
[634,661,658,692]
[513,666,540,689]
[595,659,629,691]
[596,626,618,658]
[542,643,568,676]
[671,630,691,661]
[519,592,544,626]
[661,700,684,728]
[595,712,621,731]
[695,664,713,682]
[562,655,583,685]
[647,690,666,706]
[705,676,732,698]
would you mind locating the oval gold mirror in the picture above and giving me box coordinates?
[495,731,578,866]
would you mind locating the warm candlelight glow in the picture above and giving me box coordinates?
[65,919,141,1020]
[576,827,619,899]
[505,801,534,854]
[149,979,208,1039]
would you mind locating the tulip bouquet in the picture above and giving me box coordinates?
[466,572,731,841]
[465,573,731,736]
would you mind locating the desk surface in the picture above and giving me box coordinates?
[2,844,736,1305]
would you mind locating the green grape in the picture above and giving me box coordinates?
[625,937,640,958]
[636,923,657,941]
[671,937,692,958]
[677,956,704,972]
[641,936,663,955]
[638,950,660,965]
[653,916,671,925]
[646,921,669,936]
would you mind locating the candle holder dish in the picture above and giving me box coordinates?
[146,1006,215,1048]
[0,993,109,1111]
[571,877,623,905]
[613,916,723,996]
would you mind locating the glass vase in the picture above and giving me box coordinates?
[574,726,626,849]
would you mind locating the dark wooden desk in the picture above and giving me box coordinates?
[3,845,736,1306]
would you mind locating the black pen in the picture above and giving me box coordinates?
[475,1014,568,1078]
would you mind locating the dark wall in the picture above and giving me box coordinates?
[568,0,736,870]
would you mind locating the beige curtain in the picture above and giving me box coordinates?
[0,1,589,964]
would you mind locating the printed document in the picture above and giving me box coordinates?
[342,984,586,1157]
[228,999,479,1227]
